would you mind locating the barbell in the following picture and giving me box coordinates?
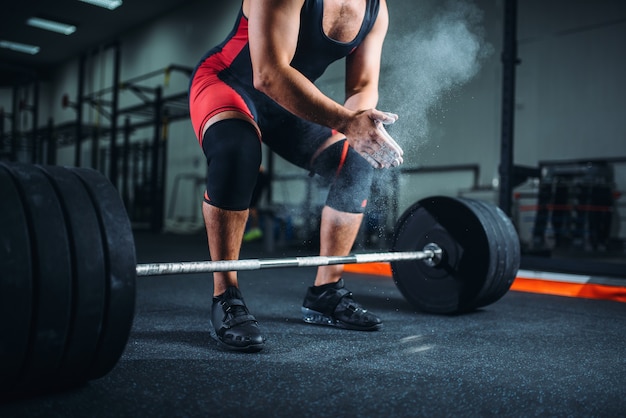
[0,162,520,393]
[135,245,442,276]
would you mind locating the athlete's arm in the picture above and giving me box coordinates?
[247,0,348,128]
[246,0,401,168]
[343,0,403,166]
[344,0,387,111]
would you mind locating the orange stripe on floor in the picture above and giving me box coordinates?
[344,263,626,303]
[344,262,392,277]
[511,277,626,302]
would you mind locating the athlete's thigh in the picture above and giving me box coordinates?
[189,68,257,143]
[258,105,333,171]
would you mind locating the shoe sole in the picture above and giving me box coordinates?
[301,307,382,331]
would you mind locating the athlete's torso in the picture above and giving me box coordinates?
[290,0,380,80]
[193,0,380,88]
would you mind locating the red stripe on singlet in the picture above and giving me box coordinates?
[335,140,350,178]
[216,16,249,69]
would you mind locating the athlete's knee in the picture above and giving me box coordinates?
[202,119,261,210]
[311,139,374,213]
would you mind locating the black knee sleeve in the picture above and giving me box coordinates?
[311,139,374,213]
[202,119,261,211]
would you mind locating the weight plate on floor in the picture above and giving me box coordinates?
[472,200,520,308]
[391,196,490,314]
[70,167,136,380]
[498,204,521,289]
[2,163,73,390]
[0,165,33,392]
[38,165,107,385]
[458,198,507,309]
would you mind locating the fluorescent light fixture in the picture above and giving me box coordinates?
[0,40,40,55]
[27,17,77,35]
[78,0,123,10]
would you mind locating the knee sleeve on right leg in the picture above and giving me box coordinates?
[202,119,261,211]
[311,140,374,213]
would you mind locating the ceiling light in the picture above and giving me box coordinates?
[0,40,40,55]
[27,17,77,35]
[78,0,123,10]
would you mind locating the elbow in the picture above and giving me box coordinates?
[252,59,292,97]
[252,67,274,95]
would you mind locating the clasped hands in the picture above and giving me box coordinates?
[347,110,404,169]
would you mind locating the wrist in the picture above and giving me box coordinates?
[333,107,359,135]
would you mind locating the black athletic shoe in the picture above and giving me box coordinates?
[210,287,265,352]
[301,279,382,331]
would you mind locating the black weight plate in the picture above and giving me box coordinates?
[498,205,521,285]
[458,198,506,309]
[0,165,33,392]
[465,199,509,308]
[2,163,73,390]
[391,196,490,314]
[38,165,107,385]
[70,167,136,380]
[473,200,520,307]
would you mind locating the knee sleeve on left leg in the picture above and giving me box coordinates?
[311,140,374,213]
[202,119,262,211]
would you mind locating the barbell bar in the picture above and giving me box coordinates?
[0,162,520,394]
[135,244,443,276]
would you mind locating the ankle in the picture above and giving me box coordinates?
[310,279,343,294]
[213,278,239,297]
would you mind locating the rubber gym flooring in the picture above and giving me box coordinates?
[1,231,625,417]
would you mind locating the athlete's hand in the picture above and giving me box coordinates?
[344,109,404,169]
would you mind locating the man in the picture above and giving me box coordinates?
[189,0,403,352]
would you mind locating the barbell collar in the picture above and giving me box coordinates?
[135,248,439,277]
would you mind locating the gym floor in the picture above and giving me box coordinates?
[1,231,625,417]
